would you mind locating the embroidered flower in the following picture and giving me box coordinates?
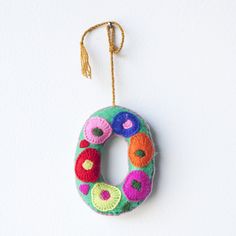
[123,170,151,202]
[91,183,121,212]
[75,148,100,182]
[112,112,140,138]
[84,117,112,144]
[128,132,154,168]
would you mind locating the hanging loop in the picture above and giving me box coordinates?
[80,21,124,78]
[80,21,125,106]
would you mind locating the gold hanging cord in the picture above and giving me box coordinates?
[80,21,125,106]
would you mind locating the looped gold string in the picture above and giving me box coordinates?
[80,21,125,106]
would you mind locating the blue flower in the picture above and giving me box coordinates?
[112,112,140,137]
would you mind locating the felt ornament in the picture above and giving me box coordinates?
[75,21,156,215]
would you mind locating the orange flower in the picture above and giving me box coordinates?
[128,133,154,168]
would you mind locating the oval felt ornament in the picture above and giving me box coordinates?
[74,106,156,215]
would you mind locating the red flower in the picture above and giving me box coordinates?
[75,148,100,182]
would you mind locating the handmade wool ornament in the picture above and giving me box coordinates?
[75,21,156,215]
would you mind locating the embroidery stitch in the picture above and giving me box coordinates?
[91,183,121,212]
[112,112,140,137]
[82,160,94,170]
[75,148,100,182]
[123,170,152,202]
[129,133,154,168]
[84,117,112,144]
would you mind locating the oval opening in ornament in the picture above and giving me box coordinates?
[101,135,129,186]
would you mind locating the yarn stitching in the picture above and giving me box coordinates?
[123,170,151,202]
[75,148,100,182]
[128,132,154,168]
[91,183,121,212]
[84,117,112,144]
[112,112,140,137]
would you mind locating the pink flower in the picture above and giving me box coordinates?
[84,117,112,144]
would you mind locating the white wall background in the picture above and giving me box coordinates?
[0,0,236,235]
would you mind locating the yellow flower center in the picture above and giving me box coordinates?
[82,160,93,170]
